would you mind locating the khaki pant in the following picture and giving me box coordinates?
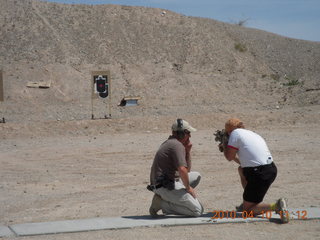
[154,171,204,217]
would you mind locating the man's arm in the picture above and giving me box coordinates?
[224,146,240,164]
[184,140,192,172]
[178,166,196,198]
[186,152,191,172]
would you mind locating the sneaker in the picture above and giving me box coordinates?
[235,203,244,212]
[149,194,162,218]
[276,198,290,223]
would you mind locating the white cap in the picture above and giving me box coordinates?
[171,119,197,132]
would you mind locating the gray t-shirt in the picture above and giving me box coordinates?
[150,136,187,185]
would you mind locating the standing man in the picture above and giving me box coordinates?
[148,119,203,217]
[220,118,290,223]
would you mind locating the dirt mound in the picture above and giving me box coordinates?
[0,0,319,123]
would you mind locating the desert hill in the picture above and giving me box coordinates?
[0,0,319,125]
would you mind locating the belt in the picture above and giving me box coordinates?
[146,183,163,192]
[243,162,275,170]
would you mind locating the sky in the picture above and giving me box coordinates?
[43,0,320,42]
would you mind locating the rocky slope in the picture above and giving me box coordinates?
[0,0,319,123]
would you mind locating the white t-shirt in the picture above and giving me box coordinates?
[227,128,273,167]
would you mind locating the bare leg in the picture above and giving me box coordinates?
[243,200,271,216]
[238,166,247,189]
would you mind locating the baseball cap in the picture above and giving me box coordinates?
[172,119,197,132]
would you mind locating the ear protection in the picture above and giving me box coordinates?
[176,118,185,139]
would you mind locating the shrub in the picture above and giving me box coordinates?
[283,76,300,86]
[234,43,247,52]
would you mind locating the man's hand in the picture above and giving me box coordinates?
[178,166,197,198]
[184,139,192,154]
[186,186,196,199]
[184,140,192,171]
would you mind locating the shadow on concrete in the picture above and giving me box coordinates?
[122,212,223,220]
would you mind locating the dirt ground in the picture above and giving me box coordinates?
[1,111,319,239]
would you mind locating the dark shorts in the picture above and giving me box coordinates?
[242,162,277,203]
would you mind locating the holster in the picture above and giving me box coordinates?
[147,174,175,192]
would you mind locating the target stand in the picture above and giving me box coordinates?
[91,71,111,119]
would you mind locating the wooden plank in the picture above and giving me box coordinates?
[27,81,51,88]
[123,96,141,101]
[27,82,40,88]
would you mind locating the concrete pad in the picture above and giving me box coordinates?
[0,225,14,237]
[9,208,320,237]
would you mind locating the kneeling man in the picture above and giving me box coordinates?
[148,119,203,217]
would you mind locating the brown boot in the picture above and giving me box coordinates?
[149,194,162,218]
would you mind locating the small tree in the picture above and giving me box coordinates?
[237,18,250,26]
